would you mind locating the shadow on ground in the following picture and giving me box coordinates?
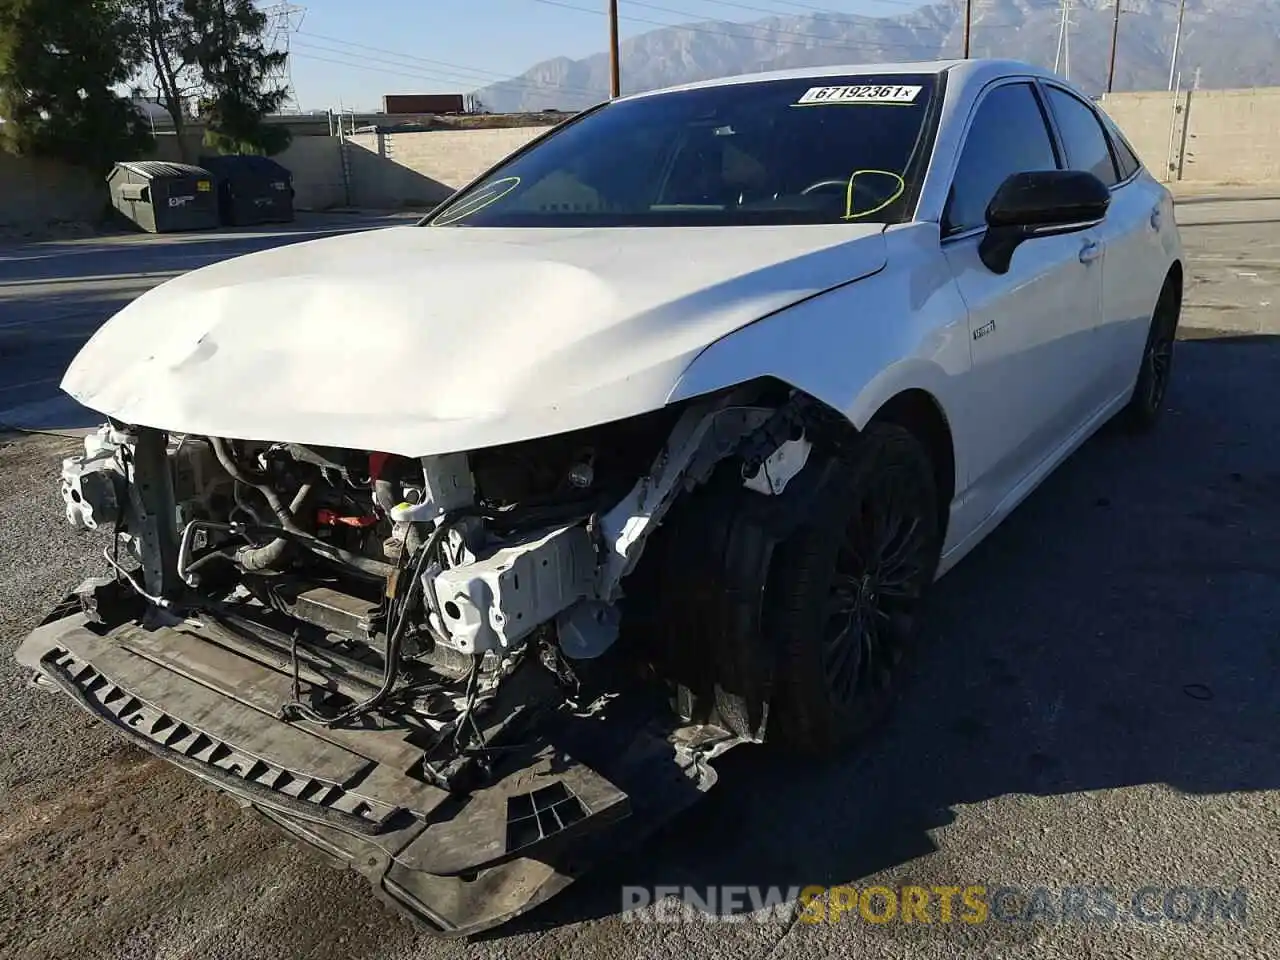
[496,335,1280,935]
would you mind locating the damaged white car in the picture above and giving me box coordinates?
[18,59,1183,936]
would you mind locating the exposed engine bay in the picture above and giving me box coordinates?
[27,382,832,936]
[61,387,814,721]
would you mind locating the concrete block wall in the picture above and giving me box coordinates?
[376,127,553,193]
[343,133,454,209]
[0,153,106,232]
[0,123,544,229]
[1179,88,1280,183]
[1101,87,1280,183]
[150,134,346,210]
[335,126,552,210]
[1099,91,1180,180]
[274,137,345,210]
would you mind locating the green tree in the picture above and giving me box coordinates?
[133,0,289,159]
[193,0,290,155]
[133,0,201,157]
[0,0,153,172]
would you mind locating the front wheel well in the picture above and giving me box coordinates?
[1166,260,1184,315]
[869,389,956,539]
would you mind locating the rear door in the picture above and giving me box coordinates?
[1043,84,1172,399]
[941,80,1105,524]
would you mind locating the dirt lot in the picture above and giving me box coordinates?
[1,194,1279,959]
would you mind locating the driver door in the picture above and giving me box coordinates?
[941,80,1105,527]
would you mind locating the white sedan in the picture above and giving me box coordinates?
[20,58,1182,935]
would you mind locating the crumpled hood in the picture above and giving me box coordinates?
[63,222,886,456]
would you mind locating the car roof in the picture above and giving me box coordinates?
[618,58,1059,101]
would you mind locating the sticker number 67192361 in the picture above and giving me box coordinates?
[795,85,923,106]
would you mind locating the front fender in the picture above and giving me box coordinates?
[667,224,973,485]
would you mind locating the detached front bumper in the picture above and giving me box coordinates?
[16,605,724,937]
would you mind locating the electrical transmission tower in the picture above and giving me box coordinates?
[1053,0,1073,80]
[263,2,306,113]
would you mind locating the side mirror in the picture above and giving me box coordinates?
[978,170,1111,274]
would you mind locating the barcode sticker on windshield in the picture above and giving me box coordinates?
[795,84,923,106]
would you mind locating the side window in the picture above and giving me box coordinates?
[1102,117,1142,180]
[945,83,1059,235]
[1112,136,1141,180]
[1044,87,1121,186]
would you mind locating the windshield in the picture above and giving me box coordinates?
[428,73,940,228]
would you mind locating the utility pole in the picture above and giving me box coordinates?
[1106,0,1122,93]
[608,0,621,99]
[1064,3,1071,79]
[962,0,972,58]
[1168,0,1187,91]
[1054,0,1071,79]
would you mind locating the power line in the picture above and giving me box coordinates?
[290,0,1280,109]
[759,0,915,10]
[296,12,1071,100]
[296,32,594,90]
[289,50,485,89]
[616,0,943,52]
[1142,0,1279,24]
[656,0,1030,35]
[530,0,958,55]
[290,50,597,107]
[291,44,503,91]
[304,0,1159,106]
[292,1,995,107]
[292,35,601,98]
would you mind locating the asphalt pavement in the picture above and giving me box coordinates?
[0,212,418,431]
[1,194,1278,959]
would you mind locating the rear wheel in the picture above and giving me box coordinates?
[767,422,942,755]
[1120,275,1180,432]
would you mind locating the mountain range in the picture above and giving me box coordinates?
[473,0,1280,113]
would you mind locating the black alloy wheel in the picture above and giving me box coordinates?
[768,422,942,755]
[1122,274,1181,431]
[822,464,934,706]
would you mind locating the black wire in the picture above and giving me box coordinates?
[288,629,305,708]
[279,513,465,727]
[451,656,484,750]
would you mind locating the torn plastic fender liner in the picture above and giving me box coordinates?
[639,435,858,742]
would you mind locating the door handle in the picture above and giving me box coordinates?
[1079,239,1103,264]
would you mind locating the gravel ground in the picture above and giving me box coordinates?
[3,338,1278,960]
[1,195,1279,959]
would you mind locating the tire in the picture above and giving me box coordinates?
[1120,274,1180,432]
[767,422,943,756]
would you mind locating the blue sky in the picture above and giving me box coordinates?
[282,0,930,110]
